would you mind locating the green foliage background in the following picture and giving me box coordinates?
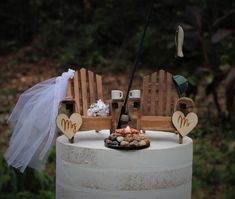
[1,0,234,70]
[1,0,235,198]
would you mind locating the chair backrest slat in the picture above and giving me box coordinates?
[165,72,172,115]
[173,87,179,111]
[150,72,157,115]
[96,74,103,100]
[73,71,81,113]
[66,78,73,100]
[158,69,165,115]
[88,70,96,103]
[141,75,150,114]
[80,68,88,116]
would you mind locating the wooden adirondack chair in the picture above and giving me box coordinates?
[63,68,115,133]
[137,69,184,143]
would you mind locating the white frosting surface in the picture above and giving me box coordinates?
[56,130,193,199]
[58,130,192,149]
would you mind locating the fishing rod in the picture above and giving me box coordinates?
[117,2,154,128]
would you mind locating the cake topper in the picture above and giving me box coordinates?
[172,97,198,138]
[56,113,82,140]
[172,111,198,137]
[59,68,115,143]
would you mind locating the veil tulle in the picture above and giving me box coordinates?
[4,69,74,172]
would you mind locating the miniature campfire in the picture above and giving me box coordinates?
[104,126,150,150]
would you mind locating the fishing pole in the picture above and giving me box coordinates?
[117,2,154,128]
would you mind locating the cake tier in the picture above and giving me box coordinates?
[56,130,193,199]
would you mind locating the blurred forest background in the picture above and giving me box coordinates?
[1,0,235,198]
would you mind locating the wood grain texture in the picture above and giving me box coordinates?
[150,72,157,115]
[110,104,116,133]
[57,113,82,139]
[172,111,198,137]
[158,69,165,115]
[165,72,172,115]
[80,116,112,131]
[140,116,176,132]
[139,70,181,135]
[175,97,195,114]
[141,70,179,116]
[66,78,73,100]
[61,68,115,133]
[88,70,95,103]
[173,84,179,112]
[73,71,81,113]
[80,68,88,115]
[179,134,183,144]
[96,74,103,100]
[142,75,150,115]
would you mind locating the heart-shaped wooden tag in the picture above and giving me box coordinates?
[172,111,198,137]
[56,113,82,139]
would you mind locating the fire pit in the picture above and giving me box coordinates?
[104,126,150,150]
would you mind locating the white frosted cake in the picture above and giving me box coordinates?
[56,130,192,199]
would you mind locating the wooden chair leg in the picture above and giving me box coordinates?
[179,134,183,144]
[111,100,117,133]
[69,136,75,144]
[136,118,141,131]
[136,106,141,131]
[110,125,115,134]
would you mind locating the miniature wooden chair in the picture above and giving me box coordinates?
[136,69,183,142]
[63,68,115,133]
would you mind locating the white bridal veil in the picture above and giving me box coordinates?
[4,69,74,172]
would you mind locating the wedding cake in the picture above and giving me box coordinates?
[56,130,192,199]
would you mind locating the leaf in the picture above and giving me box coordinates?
[188,76,198,86]
[219,64,230,72]
[205,73,214,84]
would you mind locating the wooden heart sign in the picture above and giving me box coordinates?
[172,111,198,137]
[56,113,82,139]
